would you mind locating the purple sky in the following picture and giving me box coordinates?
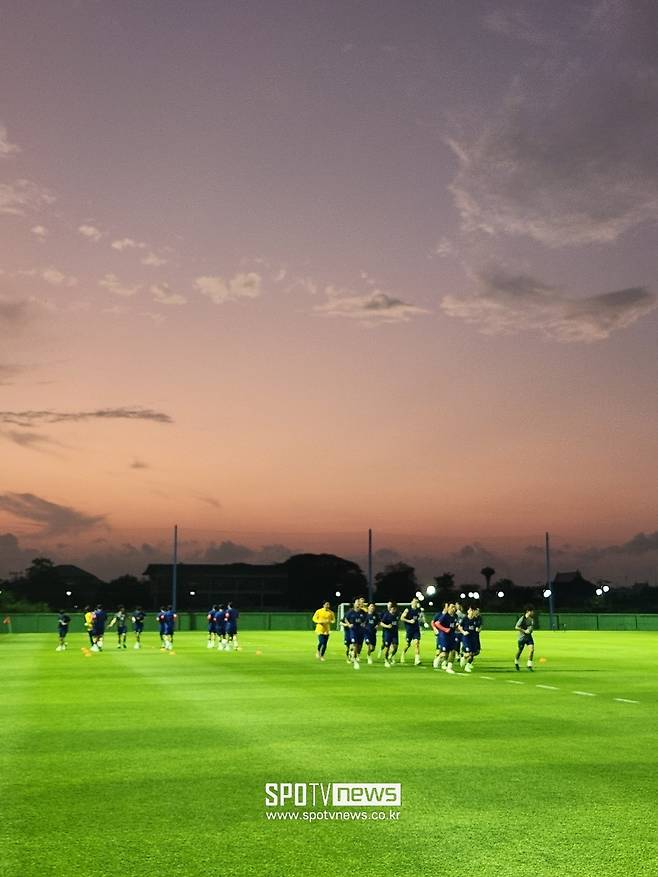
[1,1,657,586]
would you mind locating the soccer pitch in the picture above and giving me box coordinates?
[2,630,657,877]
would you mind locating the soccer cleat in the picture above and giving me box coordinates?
[414,655,421,666]
[464,664,472,673]
[514,662,520,671]
[367,656,373,665]
[207,641,214,649]
[384,659,390,668]
[91,644,99,652]
[445,665,455,674]
[353,660,360,670]
[320,657,325,662]
[432,656,440,669]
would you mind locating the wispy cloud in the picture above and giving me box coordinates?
[0,297,31,331]
[0,124,20,157]
[30,225,49,240]
[0,492,106,536]
[111,237,147,251]
[0,429,63,455]
[441,265,657,342]
[99,273,140,298]
[577,530,658,563]
[0,407,173,427]
[141,251,168,267]
[78,224,103,242]
[41,267,78,287]
[316,286,430,325]
[195,272,262,304]
[150,282,187,306]
[129,459,149,470]
[0,363,26,385]
[0,180,55,215]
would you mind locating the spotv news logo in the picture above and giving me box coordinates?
[265,782,402,808]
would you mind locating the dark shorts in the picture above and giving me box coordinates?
[349,628,364,645]
[317,634,329,648]
[208,623,216,633]
[363,632,377,646]
[382,631,398,646]
[518,634,534,647]
[405,624,420,642]
[226,625,238,636]
[463,635,479,654]
[117,626,127,635]
[134,623,144,633]
[164,625,174,636]
[92,626,105,637]
[438,633,454,652]
[59,628,68,637]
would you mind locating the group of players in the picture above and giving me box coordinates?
[313,596,537,672]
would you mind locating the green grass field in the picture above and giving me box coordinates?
[2,629,657,877]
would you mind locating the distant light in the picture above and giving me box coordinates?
[426,585,436,596]
[595,588,603,596]
[65,590,72,597]
[189,590,196,596]
[467,591,474,598]
[415,590,424,600]
[335,591,341,598]
[602,585,610,593]
[473,591,480,600]
[428,601,434,607]
[460,593,466,599]
[497,591,505,598]
[543,589,552,598]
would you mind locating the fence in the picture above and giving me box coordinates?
[2,611,658,634]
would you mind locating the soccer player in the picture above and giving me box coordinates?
[132,607,145,649]
[458,607,480,672]
[83,605,94,646]
[108,605,128,649]
[56,609,70,651]
[224,602,239,650]
[157,606,167,647]
[515,607,535,671]
[312,601,335,661]
[454,601,466,660]
[379,601,399,667]
[400,597,422,665]
[207,604,218,649]
[214,603,227,650]
[90,604,106,652]
[342,598,367,669]
[363,603,381,665]
[432,602,457,673]
[162,605,177,650]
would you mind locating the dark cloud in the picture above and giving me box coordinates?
[577,530,658,562]
[442,266,656,341]
[0,297,31,328]
[0,532,39,578]
[203,540,255,563]
[130,459,150,470]
[315,287,429,324]
[0,493,106,536]
[0,364,26,385]
[196,495,222,509]
[1,430,62,453]
[0,407,173,427]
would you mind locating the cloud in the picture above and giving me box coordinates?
[129,459,149,470]
[78,224,103,242]
[448,12,658,248]
[196,495,222,509]
[0,297,31,333]
[30,225,48,240]
[430,237,455,259]
[0,493,106,536]
[111,237,146,251]
[150,282,187,306]
[0,180,55,215]
[41,267,78,287]
[316,286,430,325]
[0,429,63,455]
[441,265,657,341]
[0,364,26,385]
[578,530,658,562]
[0,124,21,157]
[195,272,262,304]
[99,273,140,298]
[0,532,39,578]
[141,251,168,267]
[482,7,550,45]
[0,407,173,427]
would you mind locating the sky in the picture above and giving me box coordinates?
[1,0,657,586]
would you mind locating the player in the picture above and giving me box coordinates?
[56,609,70,651]
[454,601,466,659]
[83,605,94,646]
[312,601,335,661]
[458,607,480,672]
[108,605,128,649]
[207,604,218,649]
[342,598,367,669]
[214,604,227,650]
[363,603,381,665]
[90,604,106,652]
[515,607,535,671]
[157,606,167,647]
[132,607,145,649]
[162,605,177,650]
[379,601,399,667]
[400,596,422,665]
[432,602,457,673]
[224,602,239,650]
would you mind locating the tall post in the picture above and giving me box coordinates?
[172,524,178,614]
[546,531,555,630]
[367,528,373,604]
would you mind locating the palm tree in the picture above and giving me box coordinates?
[480,566,496,590]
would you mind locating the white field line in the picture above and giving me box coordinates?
[480,675,494,680]
[536,684,559,690]
[614,697,640,704]
[572,690,596,697]
[507,680,524,685]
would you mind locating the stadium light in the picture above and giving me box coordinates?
[65,590,72,597]
[189,590,196,596]
[543,588,552,598]
[335,591,341,598]
[460,592,466,599]
[473,591,480,600]
[416,591,425,601]
[497,590,505,598]
[428,601,434,607]
[602,585,610,593]
[426,584,436,596]
[595,588,603,596]
[467,591,474,598]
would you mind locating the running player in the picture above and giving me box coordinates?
[132,607,145,649]
[108,605,128,649]
[162,605,176,650]
[312,601,335,661]
[225,603,239,650]
[514,608,535,671]
[363,603,381,665]
[83,605,94,646]
[56,609,70,651]
[458,607,479,673]
[342,598,367,670]
[207,604,218,649]
[380,601,400,667]
[90,605,106,652]
[454,601,466,661]
[432,602,457,673]
[400,597,422,665]
[157,606,167,647]
[214,604,227,650]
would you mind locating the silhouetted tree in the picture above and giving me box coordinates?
[285,554,367,611]
[375,562,418,603]
[433,572,455,590]
[480,566,496,590]
[14,557,64,606]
